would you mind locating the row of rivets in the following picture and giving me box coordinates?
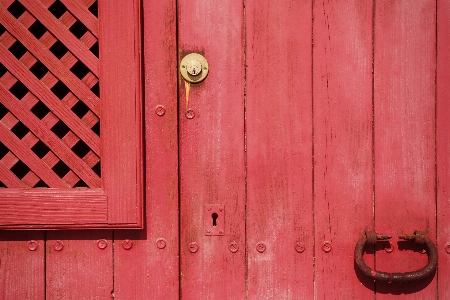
[25,239,169,251]
[25,240,450,254]
[186,241,309,254]
[189,241,241,253]
[154,105,196,119]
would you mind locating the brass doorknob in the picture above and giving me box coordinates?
[180,53,209,83]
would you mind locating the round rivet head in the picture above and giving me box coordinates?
[155,105,166,116]
[189,242,199,253]
[122,239,133,250]
[27,240,38,251]
[445,242,450,254]
[53,240,64,252]
[229,241,239,253]
[295,241,305,253]
[322,241,332,253]
[186,109,195,119]
[385,241,394,253]
[156,238,167,249]
[97,239,107,250]
[256,242,266,253]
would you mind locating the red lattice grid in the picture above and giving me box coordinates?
[0,0,101,188]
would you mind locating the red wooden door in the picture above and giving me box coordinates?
[176,0,445,298]
[1,0,450,299]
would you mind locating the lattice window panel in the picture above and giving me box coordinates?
[0,0,143,228]
[0,0,100,188]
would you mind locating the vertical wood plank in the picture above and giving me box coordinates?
[45,231,113,299]
[374,0,436,297]
[178,0,246,298]
[99,0,143,226]
[313,1,374,298]
[113,0,179,297]
[0,232,44,299]
[437,0,450,298]
[246,0,313,298]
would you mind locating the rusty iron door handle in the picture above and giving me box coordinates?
[354,230,437,283]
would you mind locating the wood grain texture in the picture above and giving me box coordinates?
[0,231,44,299]
[98,0,143,227]
[374,0,437,297]
[45,231,112,300]
[113,0,180,298]
[59,0,98,38]
[437,0,450,298]
[313,1,374,298]
[0,189,106,227]
[0,161,26,187]
[178,0,246,298]
[246,0,313,298]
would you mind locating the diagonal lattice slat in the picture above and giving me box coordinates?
[59,0,98,37]
[0,0,101,188]
[0,160,27,187]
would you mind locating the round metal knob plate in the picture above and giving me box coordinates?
[180,53,209,83]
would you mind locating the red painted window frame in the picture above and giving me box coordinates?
[0,1,143,229]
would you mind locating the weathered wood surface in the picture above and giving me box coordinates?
[98,0,143,227]
[246,1,313,298]
[113,0,179,298]
[437,0,450,298]
[0,231,44,299]
[45,231,113,299]
[374,1,437,298]
[177,0,246,298]
[313,1,375,298]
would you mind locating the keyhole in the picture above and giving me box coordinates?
[212,213,218,227]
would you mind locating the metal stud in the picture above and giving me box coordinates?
[122,239,133,250]
[256,242,266,253]
[189,242,199,253]
[322,241,332,253]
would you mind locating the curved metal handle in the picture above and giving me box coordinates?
[354,230,437,283]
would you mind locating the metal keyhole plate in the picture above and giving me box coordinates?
[204,204,224,236]
[180,53,209,83]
